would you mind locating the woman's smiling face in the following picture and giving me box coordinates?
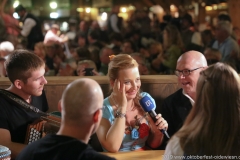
[117,67,141,100]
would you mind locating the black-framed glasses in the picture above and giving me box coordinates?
[175,67,203,77]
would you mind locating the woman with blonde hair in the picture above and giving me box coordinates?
[164,62,240,159]
[97,54,168,152]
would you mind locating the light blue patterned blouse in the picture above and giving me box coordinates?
[102,92,156,152]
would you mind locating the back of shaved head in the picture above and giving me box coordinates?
[178,50,207,67]
[61,78,103,122]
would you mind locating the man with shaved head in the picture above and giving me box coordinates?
[159,51,208,148]
[17,78,115,160]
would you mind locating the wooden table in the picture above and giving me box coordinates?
[101,150,165,160]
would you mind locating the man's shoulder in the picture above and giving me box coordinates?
[162,89,191,107]
[164,89,185,101]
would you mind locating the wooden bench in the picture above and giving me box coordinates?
[0,75,179,113]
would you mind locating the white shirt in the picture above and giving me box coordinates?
[164,136,184,160]
[110,14,120,33]
[44,30,63,44]
[21,18,36,37]
[182,90,195,106]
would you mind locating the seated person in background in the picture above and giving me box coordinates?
[96,54,168,152]
[99,47,113,75]
[0,49,48,159]
[203,48,222,65]
[121,40,136,55]
[16,78,115,160]
[131,52,150,75]
[151,25,183,74]
[164,63,240,158]
[160,51,207,148]
[76,60,102,76]
[201,29,215,48]
[33,42,55,76]
[44,24,68,44]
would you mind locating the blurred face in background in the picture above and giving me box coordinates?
[34,46,45,60]
[122,42,133,54]
[100,48,112,65]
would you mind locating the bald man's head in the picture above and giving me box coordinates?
[177,51,208,67]
[61,78,103,123]
[176,50,208,100]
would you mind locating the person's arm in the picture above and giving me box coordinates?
[97,116,126,152]
[21,18,36,37]
[146,113,168,148]
[0,129,26,159]
[96,80,127,152]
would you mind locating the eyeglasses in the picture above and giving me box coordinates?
[175,67,203,77]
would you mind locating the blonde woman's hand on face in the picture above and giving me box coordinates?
[154,114,168,131]
[111,79,127,109]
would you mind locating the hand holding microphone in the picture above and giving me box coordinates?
[140,96,170,139]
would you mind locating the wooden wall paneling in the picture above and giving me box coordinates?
[0,76,179,113]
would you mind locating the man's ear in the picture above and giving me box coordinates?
[93,109,101,123]
[14,79,24,89]
[58,99,62,112]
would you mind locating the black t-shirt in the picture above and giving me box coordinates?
[0,90,49,143]
[16,134,116,160]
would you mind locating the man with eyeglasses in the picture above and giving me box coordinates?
[17,78,115,160]
[159,51,207,149]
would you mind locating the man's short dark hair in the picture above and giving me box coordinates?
[15,4,26,12]
[5,49,45,83]
[218,14,231,22]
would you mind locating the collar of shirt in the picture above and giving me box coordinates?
[182,90,195,106]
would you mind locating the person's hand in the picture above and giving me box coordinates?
[154,114,168,130]
[111,79,127,109]
[92,69,100,76]
[76,65,86,76]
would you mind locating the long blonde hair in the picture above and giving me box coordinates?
[177,62,240,156]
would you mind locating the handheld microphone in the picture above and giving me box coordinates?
[140,96,170,139]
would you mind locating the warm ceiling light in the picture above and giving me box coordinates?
[13,12,19,19]
[76,8,84,12]
[13,1,19,8]
[50,2,58,9]
[50,12,58,18]
[170,4,177,12]
[205,6,213,11]
[85,8,91,13]
[121,7,127,13]
[101,12,107,21]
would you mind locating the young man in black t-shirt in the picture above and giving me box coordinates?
[0,49,48,158]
